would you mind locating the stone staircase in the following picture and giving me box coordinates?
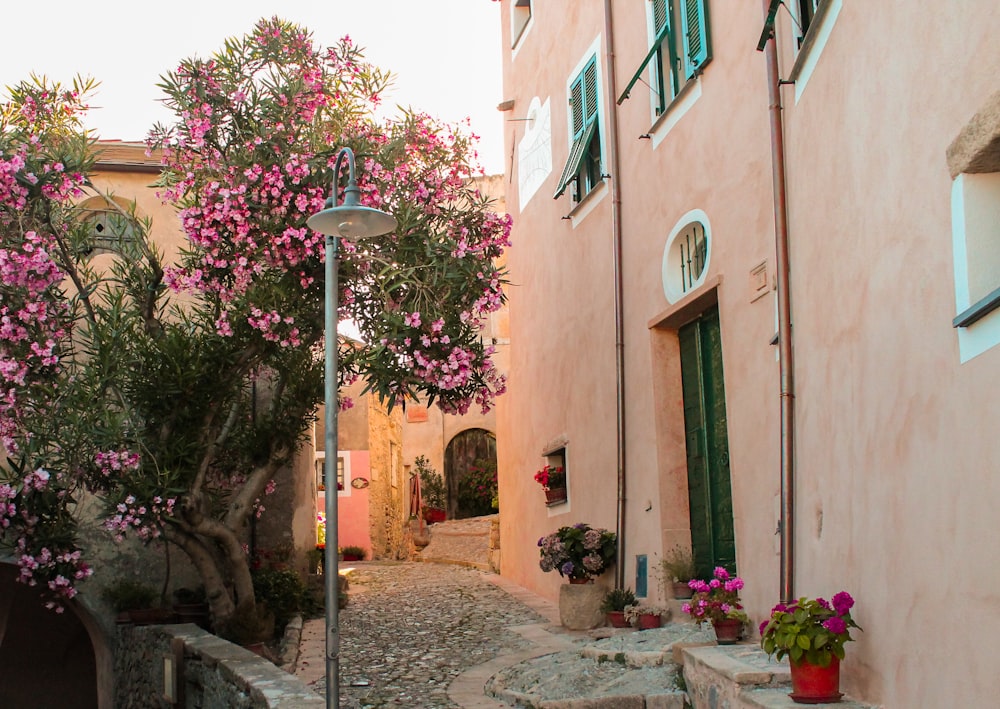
[682,644,880,709]
[413,514,498,572]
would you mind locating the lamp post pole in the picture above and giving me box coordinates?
[323,228,341,708]
[307,147,396,709]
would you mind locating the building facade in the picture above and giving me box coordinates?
[494,2,1000,706]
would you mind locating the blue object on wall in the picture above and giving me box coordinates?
[635,554,648,597]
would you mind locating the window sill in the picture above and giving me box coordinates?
[953,286,1000,328]
[788,0,842,103]
[649,78,703,149]
[564,179,609,225]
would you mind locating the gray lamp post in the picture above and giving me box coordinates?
[307,146,396,708]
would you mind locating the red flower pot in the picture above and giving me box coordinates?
[638,613,662,630]
[606,610,630,628]
[789,656,843,704]
[544,487,567,505]
[712,618,742,644]
[423,507,446,523]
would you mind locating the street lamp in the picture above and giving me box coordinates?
[307,147,396,709]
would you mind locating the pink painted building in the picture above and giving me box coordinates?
[494,1,1000,706]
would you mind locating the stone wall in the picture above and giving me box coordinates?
[364,394,407,560]
[114,623,321,708]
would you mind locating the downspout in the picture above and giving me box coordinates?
[603,0,628,589]
[759,0,795,603]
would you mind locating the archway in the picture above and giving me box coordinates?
[444,429,498,519]
[0,564,101,708]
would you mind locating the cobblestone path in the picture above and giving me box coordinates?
[296,561,549,707]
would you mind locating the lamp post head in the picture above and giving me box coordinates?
[307,148,397,239]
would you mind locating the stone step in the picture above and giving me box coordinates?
[414,514,496,571]
[681,645,879,709]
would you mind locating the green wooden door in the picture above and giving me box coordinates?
[679,305,736,578]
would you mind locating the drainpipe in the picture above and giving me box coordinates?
[759,0,795,603]
[603,0,628,590]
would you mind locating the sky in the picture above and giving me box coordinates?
[2,1,506,175]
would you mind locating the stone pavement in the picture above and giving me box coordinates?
[293,559,720,708]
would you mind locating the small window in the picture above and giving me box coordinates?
[78,197,140,255]
[511,0,532,48]
[554,56,603,203]
[314,452,347,492]
[618,0,712,115]
[948,91,1000,361]
[663,210,712,304]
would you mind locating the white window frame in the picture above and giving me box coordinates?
[662,209,712,304]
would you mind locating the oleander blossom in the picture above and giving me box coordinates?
[760,592,863,668]
[537,524,617,582]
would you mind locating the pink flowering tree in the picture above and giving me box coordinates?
[0,18,510,628]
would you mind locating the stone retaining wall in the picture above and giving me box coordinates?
[115,623,322,708]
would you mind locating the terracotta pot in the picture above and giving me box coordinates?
[606,610,630,628]
[671,581,694,599]
[544,487,567,505]
[789,656,843,704]
[712,618,742,644]
[638,613,662,630]
[423,507,447,524]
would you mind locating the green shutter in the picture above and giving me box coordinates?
[553,121,597,199]
[570,74,585,138]
[653,0,668,33]
[680,0,711,80]
[583,58,598,125]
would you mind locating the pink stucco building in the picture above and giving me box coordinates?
[494,1,1000,706]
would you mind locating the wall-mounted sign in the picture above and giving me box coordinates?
[350,477,369,489]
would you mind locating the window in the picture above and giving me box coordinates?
[662,210,712,304]
[554,56,602,203]
[948,91,1000,362]
[618,0,712,115]
[78,196,140,255]
[792,0,820,48]
[511,0,531,48]
[314,452,348,492]
[787,0,842,104]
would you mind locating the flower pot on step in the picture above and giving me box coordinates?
[789,656,843,704]
[712,618,742,644]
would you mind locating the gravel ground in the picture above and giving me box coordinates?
[296,561,550,707]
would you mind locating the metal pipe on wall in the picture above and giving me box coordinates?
[760,0,796,604]
[603,0,629,590]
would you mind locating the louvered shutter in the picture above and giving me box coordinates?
[583,58,598,127]
[680,0,711,80]
[570,74,585,139]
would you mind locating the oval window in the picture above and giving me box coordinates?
[662,210,711,303]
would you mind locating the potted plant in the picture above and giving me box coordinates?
[539,524,618,630]
[537,523,617,583]
[659,545,696,599]
[624,604,670,630]
[760,592,862,704]
[681,566,748,644]
[601,587,637,628]
[172,586,209,629]
[102,578,169,625]
[416,456,447,523]
[340,545,366,562]
[534,464,567,504]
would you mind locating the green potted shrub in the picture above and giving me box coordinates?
[659,545,697,599]
[416,456,447,523]
[601,587,637,628]
[340,545,366,562]
[102,579,165,625]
